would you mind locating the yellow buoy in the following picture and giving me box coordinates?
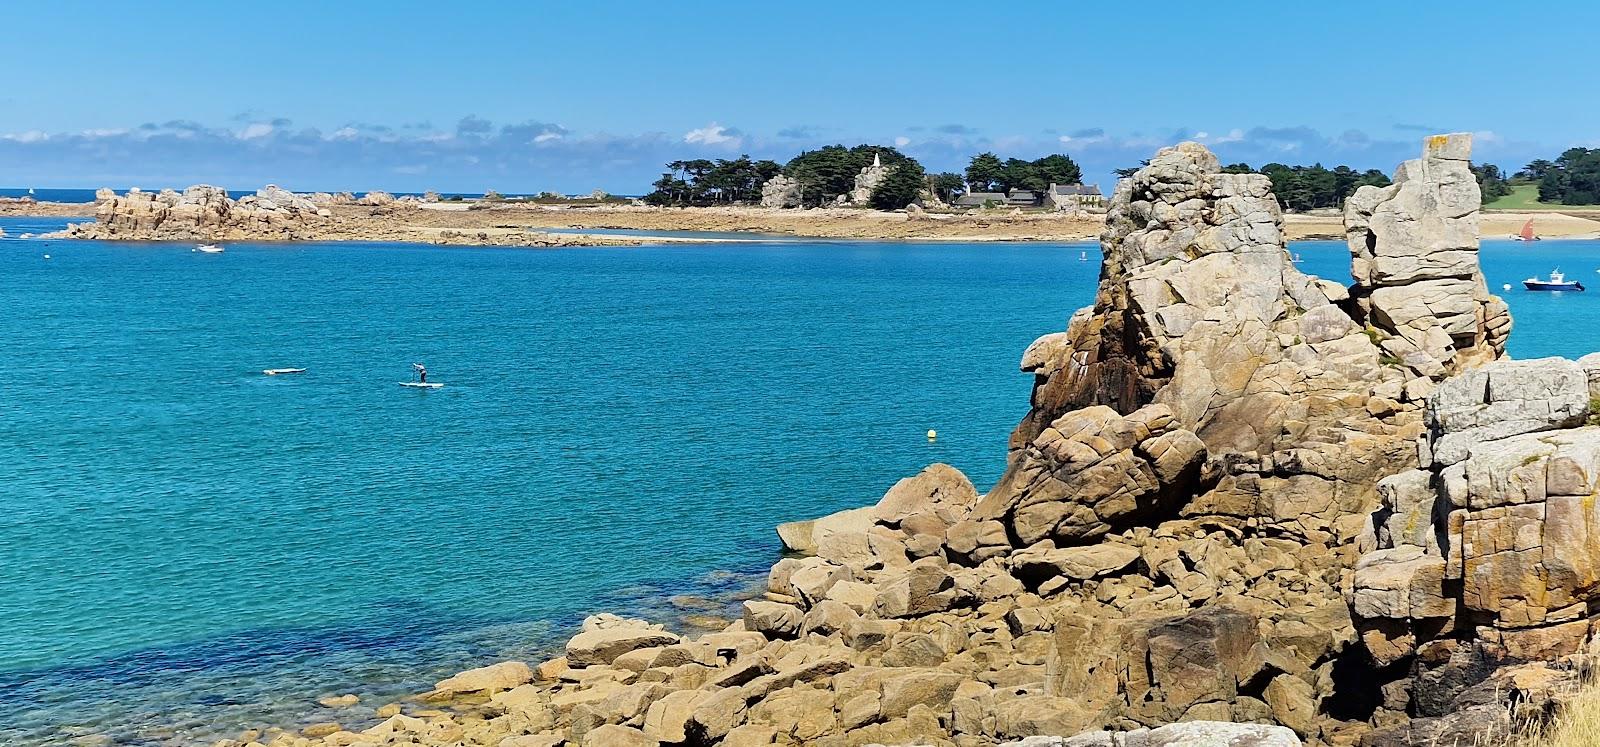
[926,429,938,441]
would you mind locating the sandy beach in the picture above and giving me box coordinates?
[14,199,1600,244]
[1282,210,1600,241]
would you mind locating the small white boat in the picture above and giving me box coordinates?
[195,243,224,253]
[1524,268,1584,292]
[263,368,307,376]
[1078,251,1088,261]
[399,381,444,389]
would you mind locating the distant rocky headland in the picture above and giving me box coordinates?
[8,187,1598,245]
[188,133,1600,747]
[36,185,1106,245]
[43,186,649,248]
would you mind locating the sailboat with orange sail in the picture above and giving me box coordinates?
[1512,218,1540,241]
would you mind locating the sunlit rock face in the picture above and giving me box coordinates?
[1345,133,1510,376]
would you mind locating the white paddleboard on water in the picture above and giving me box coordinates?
[399,382,444,388]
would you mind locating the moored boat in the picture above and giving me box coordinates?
[1511,218,1540,241]
[195,243,224,253]
[1524,268,1584,291]
[263,368,307,375]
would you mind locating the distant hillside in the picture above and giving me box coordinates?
[1483,183,1580,211]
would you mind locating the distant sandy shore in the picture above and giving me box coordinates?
[1282,211,1600,241]
[12,201,1600,243]
[382,203,1107,242]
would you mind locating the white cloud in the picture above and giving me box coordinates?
[683,122,741,147]
[4,130,49,143]
[893,136,911,147]
[1212,128,1245,144]
[330,126,360,140]
[238,123,274,140]
[533,132,562,143]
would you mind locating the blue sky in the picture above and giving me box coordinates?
[2,1,1593,193]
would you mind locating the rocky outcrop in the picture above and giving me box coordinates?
[250,136,1564,747]
[57,185,649,247]
[358,190,396,206]
[1344,133,1510,376]
[845,153,888,205]
[246,184,324,217]
[1349,357,1598,741]
[308,191,357,206]
[760,175,803,208]
[66,185,331,241]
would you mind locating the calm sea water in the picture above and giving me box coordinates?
[1,222,1596,745]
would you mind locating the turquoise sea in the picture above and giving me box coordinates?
[1,220,1597,745]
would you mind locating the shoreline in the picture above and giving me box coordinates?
[13,201,1600,244]
[4,565,771,747]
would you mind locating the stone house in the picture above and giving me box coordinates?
[1047,183,1103,210]
[952,183,1103,210]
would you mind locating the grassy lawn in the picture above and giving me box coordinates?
[1484,184,1579,210]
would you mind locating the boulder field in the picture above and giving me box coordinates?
[230,134,1594,747]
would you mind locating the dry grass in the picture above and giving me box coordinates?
[1516,673,1600,747]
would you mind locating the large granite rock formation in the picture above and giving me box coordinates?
[252,137,1568,747]
[761,175,803,208]
[996,141,1422,565]
[1344,133,1510,377]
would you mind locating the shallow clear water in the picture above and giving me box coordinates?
[0,222,1101,744]
[2,223,1597,745]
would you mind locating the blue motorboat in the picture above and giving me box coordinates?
[1524,268,1584,292]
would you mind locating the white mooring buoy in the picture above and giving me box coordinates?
[926,429,938,442]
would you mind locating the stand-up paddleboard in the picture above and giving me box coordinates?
[399,381,444,388]
[263,368,307,375]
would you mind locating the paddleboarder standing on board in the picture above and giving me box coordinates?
[413,363,427,384]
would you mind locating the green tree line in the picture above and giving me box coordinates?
[643,146,1089,209]
[1223,163,1392,212]
[644,157,783,205]
[963,153,1082,193]
[1523,148,1600,205]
